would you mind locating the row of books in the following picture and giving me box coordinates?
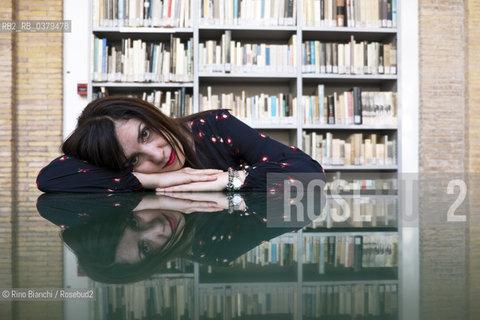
[304,197,398,229]
[303,283,398,318]
[302,38,397,75]
[93,0,193,27]
[199,0,297,26]
[303,235,398,271]
[199,32,297,73]
[200,87,297,124]
[303,132,396,166]
[302,0,397,28]
[93,0,397,29]
[232,235,298,268]
[94,87,193,118]
[303,86,397,126]
[200,285,296,318]
[93,278,194,320]
[92,36,193,83]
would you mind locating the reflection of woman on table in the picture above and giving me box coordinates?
[37,97,325,193]
[37,192,307,284]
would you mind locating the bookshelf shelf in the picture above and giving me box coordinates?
[325,193,398,199]
[303,124,397,130]
[302,231,398,237]
[198,73,297,79]
[302,74,397,80]
[302,27,397,34]
[199,25,297,31]
[199,281,298,288]
[302,279,398,286]
[151,273,195,279]
[323,165,398,171]
[92,27,194,33]
[92,82,194,88]
[244,123,298,130]
[302,267,398,282]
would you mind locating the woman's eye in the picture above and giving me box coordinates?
[140,128,150,142]
[127,155,139,169]
[140,241,151,256]
[128,216,139,230]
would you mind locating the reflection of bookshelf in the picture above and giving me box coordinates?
[200,234,298,283]
[197,200,399,319]
[304,195,398,230]
[303,282,398,320]
[199,283,296,320]
[90,276,195,320]
[302,233,398,281]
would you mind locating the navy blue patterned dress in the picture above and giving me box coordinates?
[37,110,325,192]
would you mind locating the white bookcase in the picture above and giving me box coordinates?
[63,0,420,319]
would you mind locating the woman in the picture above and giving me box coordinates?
[37,192,307,284]
[37,96,325,192]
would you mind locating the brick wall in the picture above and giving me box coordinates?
[419,0,466,173]
[418,0,478,319]
[466,1,480,318]
[0,0,64,319]
[0,1,14,318]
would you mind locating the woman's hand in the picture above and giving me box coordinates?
[155,171,229,192]
[134,192,229,213]
[132,167,223,189]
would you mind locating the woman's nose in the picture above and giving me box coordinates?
[142,226,170,246]
[142,144,165,163]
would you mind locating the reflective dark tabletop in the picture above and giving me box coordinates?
[1,174,480,320]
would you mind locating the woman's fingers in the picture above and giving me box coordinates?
[181,167,223,175]
[157,171,228,191]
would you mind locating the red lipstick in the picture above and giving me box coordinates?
[165,215,176,231]
[163,149,176,168]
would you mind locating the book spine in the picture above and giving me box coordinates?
[353,86,362,124]
[336,0,345,26]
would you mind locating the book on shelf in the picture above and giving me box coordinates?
[93,87,193,118]
[302,0,397,28]
[303,131,396,166]
[303,283,398,319]
[199,32,297,74]
[92,35,193,83]
[303,234,398,271]
[303,88,396,126]
[199,0,297,26]
[200,86,296,125]
[93,0,193,28]
[302,37,397,75]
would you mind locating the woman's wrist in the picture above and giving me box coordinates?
[225,168,247,191]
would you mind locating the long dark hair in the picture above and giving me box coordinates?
[61,210,202,284]
[63,96,204,172]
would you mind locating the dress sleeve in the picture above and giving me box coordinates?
[207,110,326,191]
[36,155,144,193]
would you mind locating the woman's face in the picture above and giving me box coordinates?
[114,118,185,173]
[115,210,185,264]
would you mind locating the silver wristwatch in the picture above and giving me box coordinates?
[226,167,242,191]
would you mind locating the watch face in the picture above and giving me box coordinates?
[232,194,242,205]
[232,178,242,189]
